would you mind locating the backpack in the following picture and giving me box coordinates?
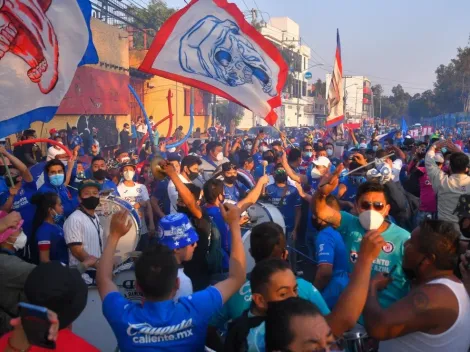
[206,216,225,275]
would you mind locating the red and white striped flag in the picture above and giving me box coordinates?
[326,29,344,131]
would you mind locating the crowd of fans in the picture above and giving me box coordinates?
[0,123,470,351]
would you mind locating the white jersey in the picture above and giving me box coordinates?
[117,182,150,234]
[168,174,191,214]
[380,278,470,352]
[64,209,104,268]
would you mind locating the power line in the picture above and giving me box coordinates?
[240,0,250,12]
[251,0,265,22]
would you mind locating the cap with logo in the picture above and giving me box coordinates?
[157,213,199,250]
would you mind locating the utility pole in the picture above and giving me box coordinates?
[212,94,216,126]
[296,39,301,127]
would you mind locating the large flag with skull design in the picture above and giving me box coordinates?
[0,0,98,137]
[139,0,288,126]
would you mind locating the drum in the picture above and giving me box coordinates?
[113,262,142,303]
[96,197,141,264]
[343,324,375,352]
[246,202,286,233]
[242,230,255,274]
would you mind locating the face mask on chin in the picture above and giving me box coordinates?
[8,231,27,251]
[358,209,385,230]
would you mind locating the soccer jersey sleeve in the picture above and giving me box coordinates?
[36,225,51,250]
[102,292,128,324]
[315,231,335,266]
[180,286,223,323]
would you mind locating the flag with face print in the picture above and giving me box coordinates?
[139,0,287,126]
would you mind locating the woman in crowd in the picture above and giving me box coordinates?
[29,192,67,265]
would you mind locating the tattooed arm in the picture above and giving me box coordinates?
[364,275,457,340]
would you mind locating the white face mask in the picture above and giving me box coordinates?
[168,147,176,153]
[120,157,130,164]
[359,210,385,231]
[216,152,224,162]
[123,170,135,181]
[260,146,269,153]
[245,144,252,151]
[326,149,333,157]
[8,231,27,251]
[311,167,322,179]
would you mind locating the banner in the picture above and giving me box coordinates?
[0,0,98,137]
[139,0,287,126]
[326,29,344,129]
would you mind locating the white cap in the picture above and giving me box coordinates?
[313,156,330,167]
[359,143,368,149]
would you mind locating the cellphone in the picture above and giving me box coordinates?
[19,302,55,349]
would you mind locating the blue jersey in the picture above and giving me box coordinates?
[69,135,84,156]
[315,226,350,309]
[340,175,366,203]
[12,181,37,238]
[205,205,230,269]
[252,152,262,166]
[36,222,68,265]
[152,179,170,215]
[103,287,223,352]
[254,163,274,180]
[265,184,301,232]
[224,182,248,203]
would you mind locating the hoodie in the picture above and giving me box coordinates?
[38,170,78,217]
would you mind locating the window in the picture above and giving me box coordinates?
[302,81,307,97]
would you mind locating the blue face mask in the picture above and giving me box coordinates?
[303,152,312,159]
[441,147,448,154]
[52,210,64,224]
[50,174,64,186]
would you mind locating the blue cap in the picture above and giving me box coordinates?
[157,213,199,250]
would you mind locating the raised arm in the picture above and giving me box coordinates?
[280,151,308,185]
[390,145,406,161]
[214,204,246,303]
[237,175,269,212]
[97,211,132,300]
[312,165,344,229]
[0,146,33,182]
[326,230,385,335]
[162,161,203,219]
[425,141,445,190]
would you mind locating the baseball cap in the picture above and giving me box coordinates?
[313,156,330,167]
[24,261,88,329]
[49,128,57,135]
[120,161,137,171]
[157,213,199,250]
[0,211,24,244]
[78,179,102,193]
[167,152,181,163]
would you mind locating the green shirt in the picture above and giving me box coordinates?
[338,211,410,308]
[210,277,330,330]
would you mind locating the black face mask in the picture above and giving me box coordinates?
[224,176,237,185]
[81,196,100,210]
[418,152,426,159]
[187,170,199,181]
[93,169,107,181]
[274,174,288,183]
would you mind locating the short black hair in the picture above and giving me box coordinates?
[417,219,459,270]
[356,182,388,204]
[206,141,222,154]
[91,156,105,165]
[449,152,469,174]
[287,148,301,162]
[271,140,282,147]
[203,179,224,204]
[181,155,202,169]
[325,142,334,149]
[45,159,65,175]
[265,297,322,352]
[316,147,326,153]
[250,222,284,263]
[250,258,291,294]
[114,149,126,158]
[71,126,78,130]
[135,244,178,299]
[302,143,313,151]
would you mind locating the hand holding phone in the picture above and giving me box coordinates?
[18,303,59,349]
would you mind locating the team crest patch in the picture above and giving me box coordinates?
[350,251,358,263]
[382,241,394,254]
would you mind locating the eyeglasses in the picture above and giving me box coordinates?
[360,201,385,211]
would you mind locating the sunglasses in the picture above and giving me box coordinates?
[360,201,385,211]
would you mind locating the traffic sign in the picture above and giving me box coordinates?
[304,71,312,80]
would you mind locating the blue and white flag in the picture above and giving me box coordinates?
[0,0,98,137]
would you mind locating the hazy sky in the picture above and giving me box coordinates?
[160,0,470,95]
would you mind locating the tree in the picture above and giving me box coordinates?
[408,90,435,121]
[313,79,326,97]
[390,84,411,118]
[371,84,384,118]
[129,0,176,50]
[216,101,245,132]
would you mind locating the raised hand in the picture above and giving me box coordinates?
[318,163,344,196]
[220,202,242,225]
[109,210,132,238]
[359,230,386,262]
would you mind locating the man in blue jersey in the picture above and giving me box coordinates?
[253,150,275,180]
[98,204,248,352]
[221,162,248,202]
[314,166,411,310]
[90,156,119,196]
[69,126,84,157]
[312,195,350,310]
[0,146,36,241]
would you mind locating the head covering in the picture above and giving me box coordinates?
[167,152,181,163]
[78,180,102,193]
[0,211,24,243]
[49,128,57,135]
[120,161,137,171]
[24,262,88,329]
[313,156,330,168]
[157,213,199,250]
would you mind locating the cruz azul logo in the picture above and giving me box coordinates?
[127,319,194,344]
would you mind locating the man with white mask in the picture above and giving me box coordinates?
[314,165,410,311]
[198,141,229,188]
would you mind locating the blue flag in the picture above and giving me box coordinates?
[0,0,99,137]
[401,117,408,136]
